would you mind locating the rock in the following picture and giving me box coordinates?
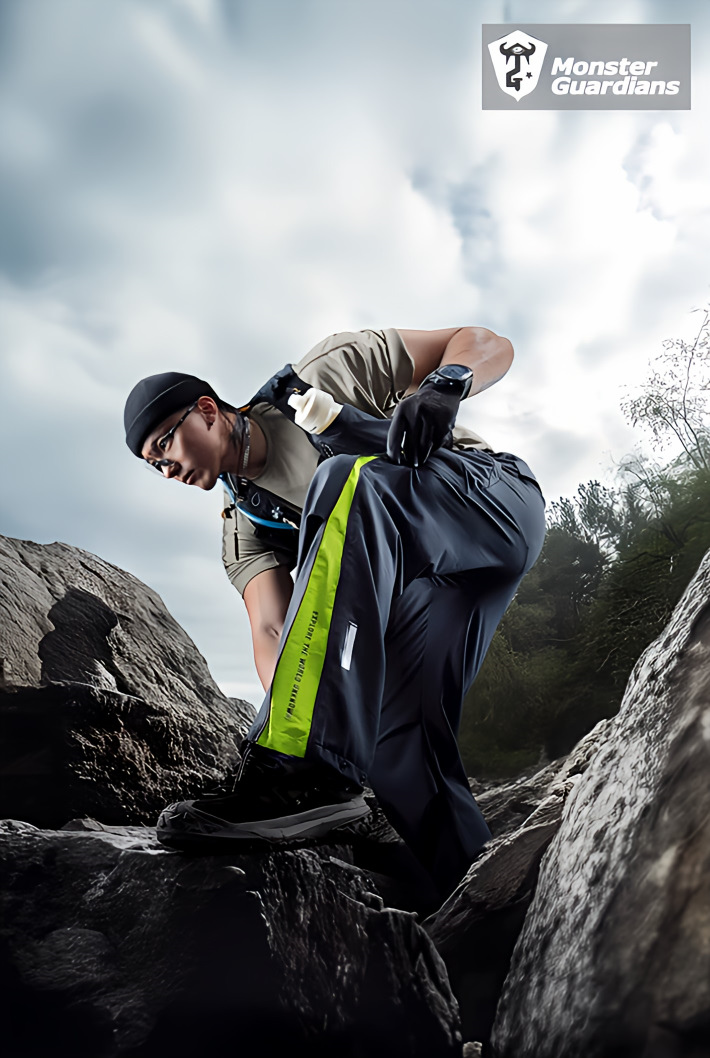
[424,719,611,1044]
[0,535,255,827]
[469,715,612,840]
[9,528,710,1056]
[489,548,710,1057]
[0,820,462,1057]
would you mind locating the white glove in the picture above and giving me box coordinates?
[288,389,343,434]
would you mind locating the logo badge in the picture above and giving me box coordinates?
[488,29,548,100]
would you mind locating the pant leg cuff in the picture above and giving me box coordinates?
[307,740,368,787]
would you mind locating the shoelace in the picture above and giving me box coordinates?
[198,766,243,799]
[200,746,359,801]
[200,747,292,798]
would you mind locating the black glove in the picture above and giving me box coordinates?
[386,364,474,467]
[385,385,459,467]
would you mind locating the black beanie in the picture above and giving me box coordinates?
[124,372,221,457]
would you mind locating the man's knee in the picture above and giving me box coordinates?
[304,453,372,517]
[313,452,361,480]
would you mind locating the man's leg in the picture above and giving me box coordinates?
[250,452,401,784]
[155,453,389,848]
[251,448,545,784]
[367,564,529,904]
[157,448,545,851]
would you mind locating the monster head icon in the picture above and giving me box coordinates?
[488,29,548,100]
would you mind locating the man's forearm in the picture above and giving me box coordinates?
[439,327,513,396]
[252,626,281,691]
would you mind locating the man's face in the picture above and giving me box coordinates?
[140,397,223,489]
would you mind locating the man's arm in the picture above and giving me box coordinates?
[243,566,294,690]
[396,327,514,397]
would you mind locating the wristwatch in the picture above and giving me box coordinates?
[422,363,474,400]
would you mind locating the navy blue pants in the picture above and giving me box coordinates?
[248,435,546,900]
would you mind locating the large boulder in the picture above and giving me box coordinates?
[0,535,255,827]
[0,535,463,1056]
[488,549,710,1057]
[0,818,462,1058]
[425,718,612,1045]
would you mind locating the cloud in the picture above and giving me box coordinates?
[0,0,707,693]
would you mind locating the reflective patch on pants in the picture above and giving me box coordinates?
[341,622,358,671]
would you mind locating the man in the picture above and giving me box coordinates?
[124,326,546,904]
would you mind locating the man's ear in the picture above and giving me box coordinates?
[196,395,218,427]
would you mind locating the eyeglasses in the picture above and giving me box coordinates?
[145,401,198,475]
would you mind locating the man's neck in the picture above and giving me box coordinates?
[241,416,267,479]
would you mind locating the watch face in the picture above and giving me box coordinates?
[438,364,473,382]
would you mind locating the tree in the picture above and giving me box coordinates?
[620,306,710,471]
[547,479,625,556]
[459,306,710,779]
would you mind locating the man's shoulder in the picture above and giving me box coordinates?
[294,327,384,368]
[294,328,414,414]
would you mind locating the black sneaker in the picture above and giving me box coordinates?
[156,742,370,849]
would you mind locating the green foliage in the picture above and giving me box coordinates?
[459,310,710,780]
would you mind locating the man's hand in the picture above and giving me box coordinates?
[386,385,460,467]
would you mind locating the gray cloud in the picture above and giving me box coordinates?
[0,0,707,697]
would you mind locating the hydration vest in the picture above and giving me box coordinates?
[219,365,326,553]
[220,363,392,554]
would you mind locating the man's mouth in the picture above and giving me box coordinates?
[183,470,194,485]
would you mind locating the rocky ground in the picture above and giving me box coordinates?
[2,533,709,1056]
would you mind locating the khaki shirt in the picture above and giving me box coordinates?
[222,328,493,596]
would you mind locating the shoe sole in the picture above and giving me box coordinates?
[156,797,371,849]
[156,823,365,854]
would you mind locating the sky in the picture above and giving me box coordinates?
[1,0,708,706]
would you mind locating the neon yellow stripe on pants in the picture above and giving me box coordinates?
[256,455,378,757]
